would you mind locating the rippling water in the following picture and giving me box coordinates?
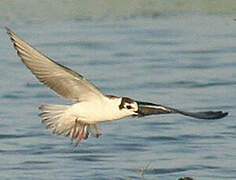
[1,14,236,179]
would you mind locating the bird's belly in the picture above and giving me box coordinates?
[70,102,123,123]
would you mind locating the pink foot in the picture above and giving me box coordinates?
[75,124,88,146]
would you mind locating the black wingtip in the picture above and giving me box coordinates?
[192,111,228,120]
[5,27,12,35]
[173,109,229,120]
[6,27,16,44]
[210,111,228,119]
[218,111,229,119]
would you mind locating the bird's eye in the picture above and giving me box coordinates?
[126,105,132,109]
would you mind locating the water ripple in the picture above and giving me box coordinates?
[1,15,235,180]
[147,167,188,175]
[38,40,112,50]
[0,134,29,139]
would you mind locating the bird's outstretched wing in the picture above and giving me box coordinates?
[136,101,228,120]
[7,28,105,102]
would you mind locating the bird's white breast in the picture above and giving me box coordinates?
[69,97,129,123]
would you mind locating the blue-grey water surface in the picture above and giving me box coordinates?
[1,15,236,180]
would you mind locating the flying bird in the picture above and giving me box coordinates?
[6,28,228,145]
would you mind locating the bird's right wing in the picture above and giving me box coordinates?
[7,28,105,102]
[136,101,228,120]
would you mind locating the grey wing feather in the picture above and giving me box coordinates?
[171,109,228,120]
[7,28,104,102]
[136,101,228,120]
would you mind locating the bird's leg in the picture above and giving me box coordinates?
[71,119,78,141]
[84,125,89,139]
[78,124,88,140]
[76,123,88,146]
[94,124,102,138]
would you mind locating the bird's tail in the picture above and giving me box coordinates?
[39,104,102,139]
[39,104,74,136]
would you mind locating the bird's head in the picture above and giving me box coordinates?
[119,97,138,116]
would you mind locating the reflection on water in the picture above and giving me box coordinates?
[0,14,235,180]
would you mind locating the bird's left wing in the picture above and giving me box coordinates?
[136,101,228,120]
[7,28,105,102]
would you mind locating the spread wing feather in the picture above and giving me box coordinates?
[136,101,228,120]
[7,28,105,102]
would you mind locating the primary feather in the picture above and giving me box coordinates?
[7,28,104,102]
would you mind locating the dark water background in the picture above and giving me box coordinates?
[0,12,236,180]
